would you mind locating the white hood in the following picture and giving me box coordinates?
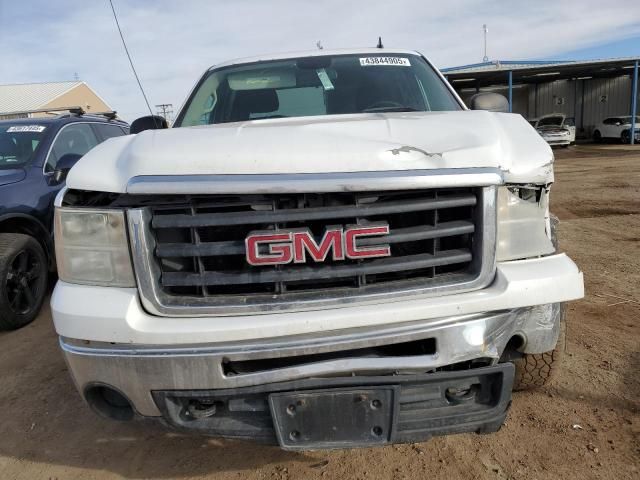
[67,110,554,193]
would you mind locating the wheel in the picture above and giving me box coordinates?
[0,233,48,330]
[621,130,630,144]
[592,130,602,143]
[512,305,566,391]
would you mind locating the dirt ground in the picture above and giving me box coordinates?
[0,145,638,480]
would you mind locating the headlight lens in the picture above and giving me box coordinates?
[54,208,135,287]
[496,186,555,261]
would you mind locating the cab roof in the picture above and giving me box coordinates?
[208,48,423,71]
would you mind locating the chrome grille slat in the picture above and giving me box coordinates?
[157,239,245,258]
[151,194,477,229]
[162,250,472,286]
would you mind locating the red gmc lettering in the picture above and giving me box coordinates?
[293,228,344,263]
[344,225,391,258]
[246,225,390,266]
[245,232,292,265]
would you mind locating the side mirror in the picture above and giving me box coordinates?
[468,92,510,113]
[53,153,83,184]
[130,115,168,134]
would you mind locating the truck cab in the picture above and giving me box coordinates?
[51,49,583,450]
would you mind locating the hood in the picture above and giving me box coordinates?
[68,110,554,193]
[538,126,569,134]
[538,114,565,124]
[0,168,26,187]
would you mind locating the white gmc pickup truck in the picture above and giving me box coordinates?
[51,48,584,450]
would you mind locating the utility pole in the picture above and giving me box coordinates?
[483,24,489,62]
[155,103,173,123]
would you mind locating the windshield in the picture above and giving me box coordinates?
[0,124,47,169]
[620,116,640,124]
[175,54,461,127]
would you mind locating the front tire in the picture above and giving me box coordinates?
[0,233,48,330]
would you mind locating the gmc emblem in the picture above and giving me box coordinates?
[245,225,391,266]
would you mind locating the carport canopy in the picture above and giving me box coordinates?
[442,57,639,143]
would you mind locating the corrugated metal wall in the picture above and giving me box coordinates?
[529,80,576,120]
[580,76,632,133]
[524,76,635,136]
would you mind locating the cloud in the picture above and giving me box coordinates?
[1,0,639,121]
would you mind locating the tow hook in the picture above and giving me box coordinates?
[445,384,480,405]
[185,400,219,419]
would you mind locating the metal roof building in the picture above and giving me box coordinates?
[0,81,112,120]
[442,57,639,143]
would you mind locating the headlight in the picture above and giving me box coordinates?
[496,186,555,261]
[54,208,135,287]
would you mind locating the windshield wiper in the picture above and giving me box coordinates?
[361,106,421,113]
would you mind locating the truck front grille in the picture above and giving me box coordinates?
[129,187,495,315]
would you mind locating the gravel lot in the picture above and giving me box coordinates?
[0,144,638,480]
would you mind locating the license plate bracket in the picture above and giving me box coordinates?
[269,387,397,450]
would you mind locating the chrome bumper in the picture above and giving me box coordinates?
[61,304,562,417]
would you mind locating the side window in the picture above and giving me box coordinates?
[45,123,99,173]
[94,123,127,142]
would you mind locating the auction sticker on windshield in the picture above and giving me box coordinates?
[6,126,46,133]
[359,57,410,67]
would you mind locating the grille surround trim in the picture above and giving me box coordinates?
[126,168,503,195]
[128,186,497,317]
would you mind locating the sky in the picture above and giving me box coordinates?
[1,0,639,122]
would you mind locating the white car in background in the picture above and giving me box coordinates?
[592,116,640,144]
[531,114,575,147]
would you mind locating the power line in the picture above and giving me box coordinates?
[108,0,154,117]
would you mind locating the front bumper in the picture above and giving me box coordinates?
[61,303,563,418]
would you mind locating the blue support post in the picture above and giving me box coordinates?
[631,60,638,145]
[508,70,513,113]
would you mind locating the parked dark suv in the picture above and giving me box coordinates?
[0,108,129,329]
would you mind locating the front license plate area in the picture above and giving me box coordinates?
[269,387,396,450]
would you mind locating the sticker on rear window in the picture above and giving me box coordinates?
[7,125,46,133]
[359,57,410,67]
